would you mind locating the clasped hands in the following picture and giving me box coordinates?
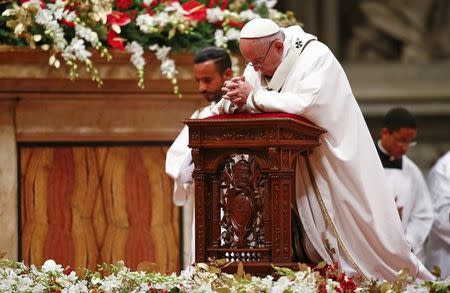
[221,76,254,108]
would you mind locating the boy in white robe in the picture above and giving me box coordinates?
[425,151,450,278]
[218,18,434,281]
[165,47,233,268]
[376,107,433,262]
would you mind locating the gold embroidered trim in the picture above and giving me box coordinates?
[305,156,369,281]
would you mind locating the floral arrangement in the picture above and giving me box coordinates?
[1,258,449,292]
[0,0,297,95]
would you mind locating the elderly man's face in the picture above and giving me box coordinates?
[194,60,231,103]
[239,38,283,77]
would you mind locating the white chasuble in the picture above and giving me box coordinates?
[213,25,433,281]
[425,151,450,278]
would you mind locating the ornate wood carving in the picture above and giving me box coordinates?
[186,114,325,274]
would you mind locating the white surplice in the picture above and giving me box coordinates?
[378,147,434,262]
[165,102,217,268]
[214,25,433,281]
[425,151,450,278]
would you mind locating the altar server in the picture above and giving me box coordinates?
[165,47,232,267]
[377,107,433,262]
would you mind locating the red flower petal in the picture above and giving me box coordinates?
[115,0,133,10]
[107,30,126,51]
[228,19,244,28]
[182,0,206,21]
[60,18,75,27]
[107,10,131,26]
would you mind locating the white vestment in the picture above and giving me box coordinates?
[214,25,433,281]
[425,151,450,278]
[378,144,434,262]
[165,102,217,268]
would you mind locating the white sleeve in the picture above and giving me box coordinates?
[245,45,333,114]
[403,170,434,252]
[166,110,200,206]
[427,165,450,244]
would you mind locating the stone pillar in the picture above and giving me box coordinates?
[0,101,18,260]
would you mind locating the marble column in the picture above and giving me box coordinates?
[0,101,18,260]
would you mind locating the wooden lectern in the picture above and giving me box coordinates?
[185,113,325,275]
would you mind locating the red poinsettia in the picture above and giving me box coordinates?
[182,0,206,21]
[107,30,126,50]
[107,11,131,26]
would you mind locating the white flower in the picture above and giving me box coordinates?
[239,9,261,20]
[99,275,122,292]
[136,14,157,33]
[62,38,92,62]
[206,7,224,23]
[271,276,292,293]
[154,11,170,27]
[160,59,177,78]
[62,281,89,293]
[258,274,274,286]
[179,266,195,280]
[2,9,15,16]
[154,46,171,60]
[268,8,283,19]
[126,41,146,70]
[255,0,277,8]
[64,10,77,22]
[31,283,47,292]
[195,282,214,292]
[14,23,24,34]
[91,276,101,285]
[225,28,240,41]
[165,1,183,13]
[35,10,53,26]
[214,29,227,48]
[42,259,63,272]
[75,25,99,47]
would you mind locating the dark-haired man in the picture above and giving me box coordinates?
[377,107,433,263]
[165,47,233,267]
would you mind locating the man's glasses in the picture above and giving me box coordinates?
[390,132,417,147]
[246,40,276,68]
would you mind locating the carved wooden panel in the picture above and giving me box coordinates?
[187,114,326,274]
[20,145,179,273]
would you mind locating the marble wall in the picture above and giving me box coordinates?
[0,102,18,260]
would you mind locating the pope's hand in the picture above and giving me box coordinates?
[222,76,253,108]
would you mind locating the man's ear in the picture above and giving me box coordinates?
[380,128,389,138]
[224,67,233,80]
[274,40,284,53]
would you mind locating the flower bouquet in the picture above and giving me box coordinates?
[1,258,449,292]
[0,0,298,95]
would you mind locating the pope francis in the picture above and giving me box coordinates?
[216,18,434,281]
